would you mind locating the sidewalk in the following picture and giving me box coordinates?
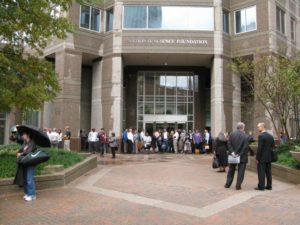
[1,154,299,225]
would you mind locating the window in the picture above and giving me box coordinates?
[123,6,214,30]
[223,10,230,33]
[124,6,147,28]
[80,5,100,32]
[106,8,114,31]
[291,17,296,41]
[276,6,285,34]
[235,6,257,34]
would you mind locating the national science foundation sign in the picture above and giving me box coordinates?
[123,37,211,48]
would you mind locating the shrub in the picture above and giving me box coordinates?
[0,145,86,178]
[276,142,300,169]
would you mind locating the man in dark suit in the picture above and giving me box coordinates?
[255,122,275,191]
[225,122,254,190]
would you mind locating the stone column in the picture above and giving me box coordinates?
[101,55,123,137]
[51,49,82,149]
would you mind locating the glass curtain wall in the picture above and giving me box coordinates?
[137,71,195,131]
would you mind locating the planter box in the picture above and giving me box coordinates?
[247,156,300,184]
[290,151,300,163]
[0,155,97,196]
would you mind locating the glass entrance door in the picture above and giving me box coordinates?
[144,122,186,135]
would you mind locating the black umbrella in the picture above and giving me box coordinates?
[16,125,51,147]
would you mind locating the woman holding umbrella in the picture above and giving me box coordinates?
[16,131,37,201]
[14,125,51,201]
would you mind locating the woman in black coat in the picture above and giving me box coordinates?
[214,132,228,172]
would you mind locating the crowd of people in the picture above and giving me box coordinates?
[120,128,212,154]
[43,126,71,150]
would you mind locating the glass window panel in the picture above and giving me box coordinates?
[106,8,114,31]
[124,6,147,28]
[138,115,143,120]
[223,10,229,33]
[188,76,194,96]
[91,8,100,31]
[165,76,176,96]
[166,104,176,115]
[177,103,187,115]
[155,103,165,114]
[188,103,193,115]
[177,76,188,96]
[80,5,90,29]
[148,6,214,30]
[145,103,154,114]
[246,6,256,31]
[188,122,193,131]
[138,105,143,114]
[137,76,144,95]
[155,75,165,96]
[145,74,155,95]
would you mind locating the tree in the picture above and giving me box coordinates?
[0,0,76,122]
[231,53,300,140]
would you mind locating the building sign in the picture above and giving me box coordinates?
[125,38,209,46]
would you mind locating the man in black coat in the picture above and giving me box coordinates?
[255,122,275,191]
[225,122,254,190]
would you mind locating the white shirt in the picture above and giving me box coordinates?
[127,132,134,142]
[205,132,210,144]
[140,131,145,139]
[173,132,179,141]
[49,132,59,143]
[163,131,168,140]
[88,131,98,142]
[144,136,152,144]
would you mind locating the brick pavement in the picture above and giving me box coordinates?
[0,154,300,225]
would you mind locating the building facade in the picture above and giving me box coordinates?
[2,0,300,144]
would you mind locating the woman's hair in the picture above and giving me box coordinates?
[218,132,226,142]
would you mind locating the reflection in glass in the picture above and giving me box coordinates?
[106,8,114,31]
[177,103,187,115]
[147,6,214,30]
[91,8,100,31]
[124,6,147,28]
[145,103,154,114]
[246,6,256,31]
[80,5,90,29]
[145,75,155,95]
[155,76,165,96]
[166,104,176,115]
[223,10,229,33]
[155,103,165,114]
[165,76,176,96]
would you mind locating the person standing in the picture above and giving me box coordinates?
[49,128,59,149]
[64,126,71,151]
[122,129,128,153]
[224,122,253,190]
[58,129,63,148]
[99,128,107,157]
[214,132,228,172]
[127,128,134,154]
[173,130,179,154]
[109,132,118,158]
[16,132,37,201]
[255,123,275,191]
[88,128,98,154]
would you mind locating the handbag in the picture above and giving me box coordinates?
[17,150,50,166]
[271,148,278,162]
[228,154,240,164]
[212,156,219,169]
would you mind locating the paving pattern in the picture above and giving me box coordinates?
[1,154,299,225]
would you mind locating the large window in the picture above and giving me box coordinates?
[137,72,195,131]
[276,6,285,34]
[106,8,114,31]
[223,10,230,33]
[123,6,214,30]
[80,5,100,32]
[235,6,257,34]
[291,17,296,41]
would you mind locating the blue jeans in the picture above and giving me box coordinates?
[23,166,36,196]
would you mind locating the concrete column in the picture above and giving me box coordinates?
[211,56,226,137]
[51,50,82,139]
[91,60,103,130]
[101,55,123,137]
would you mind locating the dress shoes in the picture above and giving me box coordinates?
[265,187,272,190]
[236,186,242,190]
[254,187,264,191]
[224,185,230,188]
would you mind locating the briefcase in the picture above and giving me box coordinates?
[228,155,240,164]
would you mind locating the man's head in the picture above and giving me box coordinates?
[257,123,266,133]
[236,122,245,131]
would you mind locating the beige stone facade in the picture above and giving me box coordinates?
[3,0,300,145]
